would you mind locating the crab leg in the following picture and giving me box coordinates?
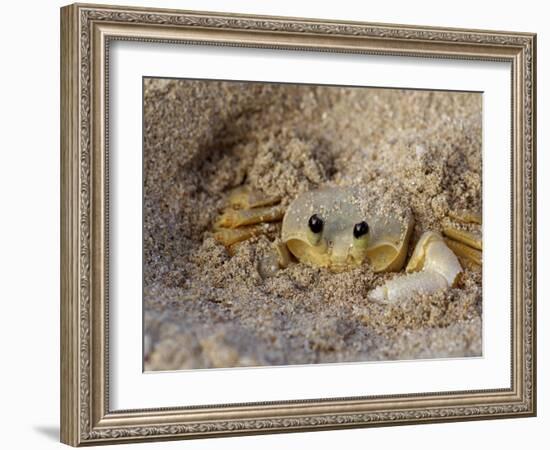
[448,209,482,225]
[273,240,291,269]
[228,187,281,209]
[441,208,483,267]
[444,237,482,267]
[368,232,462,304]
[213,225,267,246]
[442,226,482,251]
[257,240,293,278]
[216,205,285,229]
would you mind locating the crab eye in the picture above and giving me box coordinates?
[353,221,369,239]
[308,214,324,234]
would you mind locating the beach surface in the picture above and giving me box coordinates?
[143,78,482,371]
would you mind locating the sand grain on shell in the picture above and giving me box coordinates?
[143,78,482,371]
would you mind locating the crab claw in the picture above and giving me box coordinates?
[368,232,462,304]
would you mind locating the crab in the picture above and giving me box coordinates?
[212,186,481,304]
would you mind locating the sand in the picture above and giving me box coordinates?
[143,78,482,371]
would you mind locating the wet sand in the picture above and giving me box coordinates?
[143,78,482,371]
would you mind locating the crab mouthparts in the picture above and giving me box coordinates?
[327,242,355,268]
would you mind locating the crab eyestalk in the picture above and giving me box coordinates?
[306,214,324,246]
[352,221,370,247]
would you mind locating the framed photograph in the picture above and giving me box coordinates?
[60,3,536,446]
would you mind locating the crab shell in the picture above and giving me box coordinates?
[281,187,413,272]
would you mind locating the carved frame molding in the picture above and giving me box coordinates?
[61,3,536,446]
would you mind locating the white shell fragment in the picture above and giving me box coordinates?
[368,231,462,304]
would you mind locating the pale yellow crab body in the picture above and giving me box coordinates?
[281,187,413,273]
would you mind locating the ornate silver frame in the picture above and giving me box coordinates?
[60,3,536,446]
